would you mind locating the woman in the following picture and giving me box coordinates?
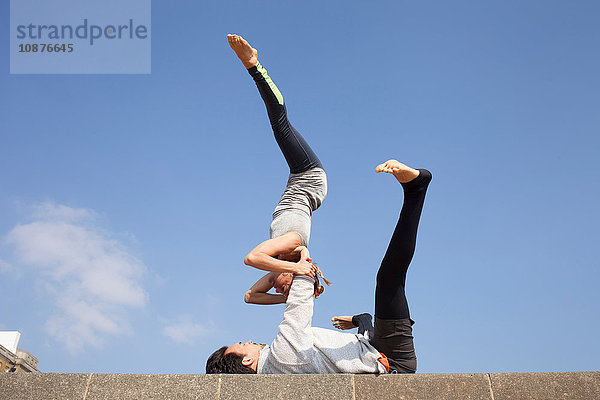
[227,34,327,302]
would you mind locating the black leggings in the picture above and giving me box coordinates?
[248,63,322,174]
[375,170,431,320]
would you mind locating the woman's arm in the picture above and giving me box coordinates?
[244,232,315,277]
[244,272,287,305]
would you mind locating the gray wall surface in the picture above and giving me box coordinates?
[1,371,599,400]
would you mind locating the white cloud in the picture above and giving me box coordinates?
[162,315,208,344]
[3,203,147,352]
[31,202,97,222]
[0,259,21,278]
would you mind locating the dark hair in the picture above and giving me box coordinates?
[205,346,256,374]
[314,278,324,296]
[313,264,331,298]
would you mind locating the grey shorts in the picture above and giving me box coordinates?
[270,167,327,246]
[370,317,417,374]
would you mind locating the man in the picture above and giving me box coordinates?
[207,150,432,373]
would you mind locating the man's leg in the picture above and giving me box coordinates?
[331,313,374,337]
[370,160,431,373]
[228,34,327,246]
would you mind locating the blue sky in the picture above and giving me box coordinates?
[1,0,599,373]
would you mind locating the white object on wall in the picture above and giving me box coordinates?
[0,331,21,355]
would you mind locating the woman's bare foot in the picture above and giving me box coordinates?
[227,34,258,69]
[331,316,357,330]
[375,159,420,183]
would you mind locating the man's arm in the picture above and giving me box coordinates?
[270,273,316,363]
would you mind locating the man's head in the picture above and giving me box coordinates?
[206,340,263,374]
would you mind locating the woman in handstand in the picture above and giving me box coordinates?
[227,34,327,303]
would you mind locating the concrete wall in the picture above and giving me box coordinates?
[1,371,598,400]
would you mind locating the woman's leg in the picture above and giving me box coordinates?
[228,34,327,246]
[247,63,322,174]
[228,34,321,173]
[369,160,432,374]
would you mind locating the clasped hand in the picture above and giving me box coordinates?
[293,246,316,279]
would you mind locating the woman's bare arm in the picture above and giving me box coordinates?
[245,292,287,305]
[244,232,315,277]
[244,272,287,305]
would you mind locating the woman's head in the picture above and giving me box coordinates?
[272,272,293,294]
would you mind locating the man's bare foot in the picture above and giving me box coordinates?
[375,160,420,183]
[331,316,356,330]
[227,34,258,69]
